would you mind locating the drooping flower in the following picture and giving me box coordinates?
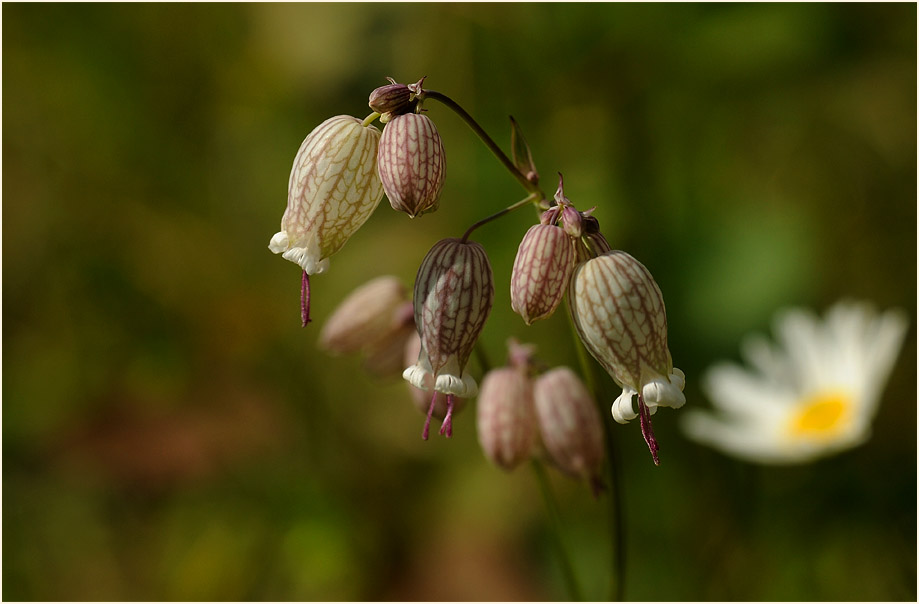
[377,112,446,218]
[569,250,685,464]
[403,238,494,438]
[318,276,415,378]
[269,115,384,325]
[533,367,605,493]
[477,366,537,471]
[681,300,908,464]
[510,223,576,325]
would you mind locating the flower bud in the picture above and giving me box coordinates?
[319,276,408,355]
[403,238,494,438]
[569,250,685,464]
[377,113,446,218]
[510,224,576,324]
[476,367,537,470]
[404,331,467,419]
[534,367,604,488]
[269,115,384,275]
[368,76,424,122]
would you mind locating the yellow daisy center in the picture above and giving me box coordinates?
[789,391,851,439]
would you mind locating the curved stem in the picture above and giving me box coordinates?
[423,89,543,197]
[361,112,380,127]
[461,193,537,242]
[532,460,584,601]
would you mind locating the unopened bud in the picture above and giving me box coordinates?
[510,224,576,324]
[319,276,408,354]
[368,76,425,121]
[378,113,446,217]
[477,367,537,470]
[534,367,604,488]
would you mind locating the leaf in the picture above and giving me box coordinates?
[509,116,539,184]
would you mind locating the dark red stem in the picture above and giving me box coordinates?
[300,271,311,327]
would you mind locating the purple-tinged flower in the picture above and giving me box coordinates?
[569,250,685,465]
[510,224,576,325]
[534,367,605,493]
[403,238,494,439]
[377,113,446,218]
[477,366,537,470]
[368,76,425,122]
[269,115,384,325]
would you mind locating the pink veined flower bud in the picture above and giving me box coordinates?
[404,331,467,420]
[368,76,425,122]
[533,367,605,492]
[569,250,685,465]
[377,113,446,218]
[403,238,494,439]
[319,276,408,354]
[476,366,537,471]
[510,224,576,325]
[269,115,384,326]
[318,276,414,379]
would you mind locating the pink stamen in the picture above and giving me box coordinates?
[439,394,455,438]
[422,390,437,440]
[638,394,660,466]
[300,271,311,327]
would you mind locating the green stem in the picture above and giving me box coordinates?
[565,298,626,601]
[361,112,380,127]
[531,460,584,601]
[460,193,538,242]
[422,89,543,198]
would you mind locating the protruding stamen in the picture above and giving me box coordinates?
[422,390,437,440]
[439,394,455,438]
[638,394,660,466]
[300,271,312,327]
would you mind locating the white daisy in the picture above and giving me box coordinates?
[682,300,908,464]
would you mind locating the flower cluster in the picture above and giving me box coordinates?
[269,77,685,465]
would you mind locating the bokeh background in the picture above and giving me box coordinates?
[3,3,916,601]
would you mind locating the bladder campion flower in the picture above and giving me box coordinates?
[318,276,414,378]
[569,250,685,465]
[377,112,446,218]
[269,115,384,325]
[403,238,494,439]
[533,367,605,494]
[477,365,537,471]
[510,223,576,325]
[681,300,908,464]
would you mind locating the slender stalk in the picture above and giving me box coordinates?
[361,112,380,127]
[460,193,537,242]
[531,460,584,602]
[565,298,626,601]
[422,89,543,197]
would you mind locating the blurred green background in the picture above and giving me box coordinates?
[3,3,916,601]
